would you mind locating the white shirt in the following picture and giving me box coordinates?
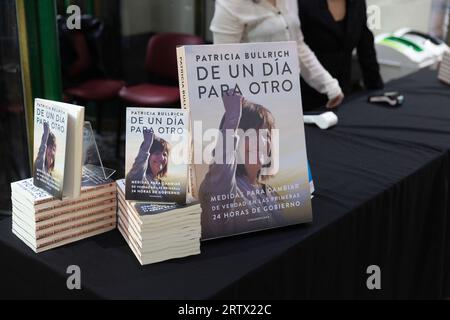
[210,0,343,101]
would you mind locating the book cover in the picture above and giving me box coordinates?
[12,178,53,205]
[33,99,85,199]
[117,179,198,217]
[177,41,313,240]
[125,108,189,203]
[33,99,68,199]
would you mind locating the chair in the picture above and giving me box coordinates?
[119,33,204,107]
[59,15,125,157]
[60,15,125,135]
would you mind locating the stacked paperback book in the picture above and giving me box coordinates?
[438,50,450,86]
[116,179,201,265]
[11,178,117,253]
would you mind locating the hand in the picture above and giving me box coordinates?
[143,129,154,145]
[326,93,344,109]
[43,122,50,138]
[222,89,243,129]
[222,89,243,117]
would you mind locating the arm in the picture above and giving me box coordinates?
[35,122,49,172]
[296,27,344,107]
[200,91,242,198]
[126,130,154,182]
[356,2,384,90]
[210,0,245,44]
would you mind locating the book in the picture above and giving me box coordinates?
[13,210,116,242]
[12,196,116,226]
[33,98,85,199]
[11,176,116,253]
[438,50,450,86]
[125,108,190,204]
[13,221,115,253]
[177,41,313,240]
[11,177,115,213]
[116,179,201,265]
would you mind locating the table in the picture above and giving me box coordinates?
[1,69,450,299]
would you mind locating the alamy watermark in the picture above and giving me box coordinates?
[66,5,81,30]
[64,4,381,32]
[366,265,381,290]
[140,122,280,177]
[66,265,81,290]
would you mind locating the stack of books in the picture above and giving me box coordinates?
[439,50,450,86]
[11,178,117,253]
[116,179,201,265]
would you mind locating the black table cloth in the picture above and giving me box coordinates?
[1,69,450,299]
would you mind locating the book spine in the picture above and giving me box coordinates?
[37,219,116,249]
[38,224,116,252]
[12,181,114,209]
[439,52,450,85]
[37,211,116,239]
[36,202,116,231]
[35,196,116,222]
[177,46,198,200]
[188,132,198,200]
[176,46,190,110]
[33,186,115,213]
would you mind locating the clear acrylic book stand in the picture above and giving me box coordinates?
[81,122,115,184]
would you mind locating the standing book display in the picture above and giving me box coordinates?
[33,99,84,199]
[12,99,117,253]
[125,108,190,203]
[177,41,313,240]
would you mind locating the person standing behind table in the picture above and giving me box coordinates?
[210,0,345,110]
[297,0,384,110]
